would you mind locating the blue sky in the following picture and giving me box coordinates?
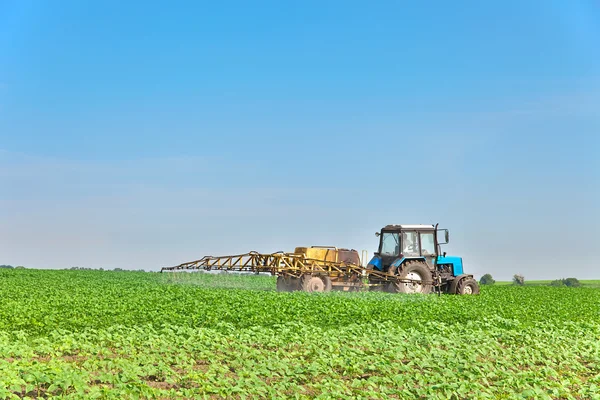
[1,0,599,279]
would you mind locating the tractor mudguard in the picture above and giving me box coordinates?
[449,274,473,294]
[367,255,383,271]
[391,257,405,268]
[393,257,426,268]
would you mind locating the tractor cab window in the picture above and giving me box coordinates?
[380,233,399,256]
[420,232,435,256]
[401,231,420,256]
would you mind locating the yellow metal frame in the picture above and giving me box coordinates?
[160,251,434,285]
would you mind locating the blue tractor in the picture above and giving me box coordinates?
[366,224,480,295]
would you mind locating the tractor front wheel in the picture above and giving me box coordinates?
[455,277,480,295]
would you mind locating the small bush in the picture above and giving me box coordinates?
[550,278,581,288]
[479,274,495,285]
[564,278,581,287]
[513,274,525,286]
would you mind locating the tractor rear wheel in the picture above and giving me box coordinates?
[301,275,332,293]
[456,277,480,295]
[393,262,432,294]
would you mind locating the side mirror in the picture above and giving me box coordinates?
[375,232,380,237]
[443,251,447,257]
[445,231,449,243]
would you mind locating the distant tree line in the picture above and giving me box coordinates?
[1,265,146,272]
[550,278,581,287]
[67,267,147,272]
[479,273,583,288]
[0,265,25,269]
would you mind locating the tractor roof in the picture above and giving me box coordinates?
[382,224,435,231]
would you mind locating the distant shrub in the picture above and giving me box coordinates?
[0,265,13,269]
[564,278,581,287]
[15,266,25,269]
[513,274,525,286]
[550,278,581,288]
[479,274,495,285]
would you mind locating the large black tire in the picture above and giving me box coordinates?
[392,261,433,294]
[300,275,332,293]
[456,277,480,295]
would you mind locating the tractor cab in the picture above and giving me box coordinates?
[367,224,462,276]
[367,225,438,272]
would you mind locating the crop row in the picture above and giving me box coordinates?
[1,319,599,399]
[1,269,600,335]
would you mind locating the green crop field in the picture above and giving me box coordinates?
[1,269,599,399]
